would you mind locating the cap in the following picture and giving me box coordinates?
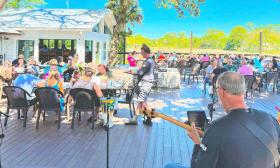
[18,54,24,59]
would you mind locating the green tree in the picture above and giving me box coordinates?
[157,0,205,17]
[200,29,227,49]
[106,0,143,65]
[225,26,247,50]
[1,0,45,9]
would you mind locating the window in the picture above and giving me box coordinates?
[85,40,93,63]
[18,40,34,60]
[104,23,112,35]
[39,39,77,63]
[92,23,100,32]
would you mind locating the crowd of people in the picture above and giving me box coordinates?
[1,44,279,168]
[4,53,116,125]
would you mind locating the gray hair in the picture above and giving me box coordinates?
[216,72,246,95]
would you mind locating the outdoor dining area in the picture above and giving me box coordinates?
[0,51,279,168]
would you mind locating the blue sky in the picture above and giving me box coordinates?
[43,0,280,38]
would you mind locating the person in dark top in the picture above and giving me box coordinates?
[224,58,237,72]
[211,60,227,90]
[63,56,76,81]
[272,57,279,72]
[126,44,155,125]
[165,72,280,168]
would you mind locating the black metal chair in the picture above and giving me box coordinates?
[118,87,136,118]
[265,72,278,93]
[69,88,97,129]
[185,63,201,84]
[244,75,256,99]
[186,110,209,131]
[34,87,64,129]
[3,86,37,127]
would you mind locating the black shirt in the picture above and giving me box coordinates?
[213,67,227,76]
[191,109,280,168]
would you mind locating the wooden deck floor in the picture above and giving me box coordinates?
[0,81,279,168]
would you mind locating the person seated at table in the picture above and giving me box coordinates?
[200,54,210,63]
[204,59,216,85]
[271,57,279,72]
[63,56,77,82]
[57,56,67,74]
[12,54,27,78]
[94,64,113,86]
[168,52,178,67]
[37,66,65,112]
[252,57,264,73]
[43,59,63,79]
[72,64,103,121]
[12,54,26,66]
[224,58,237,72]
[237,59,253,76]
[211,60,227,91]
[70,70,81,86]
[27,57,40,77]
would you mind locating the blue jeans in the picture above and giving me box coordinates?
[164,163,189,168]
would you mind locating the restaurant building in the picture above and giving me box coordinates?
[0,8,116,64]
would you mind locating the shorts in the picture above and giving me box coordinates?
[137,80,153,102]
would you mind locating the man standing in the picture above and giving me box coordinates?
[126,44,155,125]
[166,72,280,168]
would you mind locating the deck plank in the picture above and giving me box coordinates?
[0,82,279,168]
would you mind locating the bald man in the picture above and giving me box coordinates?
[166,72,280,168]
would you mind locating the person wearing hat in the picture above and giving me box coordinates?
[72,63,103,122]
[12,54,27,67]
[12,54,27,77]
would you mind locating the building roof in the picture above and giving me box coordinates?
[0,8,115,31]
[0,24,21,35]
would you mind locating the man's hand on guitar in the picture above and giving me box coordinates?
[186,123,201,145]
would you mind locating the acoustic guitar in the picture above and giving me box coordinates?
[141,108,204,137]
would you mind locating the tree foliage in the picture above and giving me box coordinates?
[157,0,205,17]
[5,0,45,9]
[127,24,280,54]
[225,26,247,50]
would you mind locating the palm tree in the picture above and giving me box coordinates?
[106,0,143,65]
[106,0,205,65]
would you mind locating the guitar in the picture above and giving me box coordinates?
[141,108,204,137]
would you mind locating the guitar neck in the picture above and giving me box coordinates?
[155,112,204,136]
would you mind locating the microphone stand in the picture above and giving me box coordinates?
[0,111,9,168]
[207,103,216,121]
[106,101,109,168]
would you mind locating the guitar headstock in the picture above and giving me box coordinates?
[141,108,157,118]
